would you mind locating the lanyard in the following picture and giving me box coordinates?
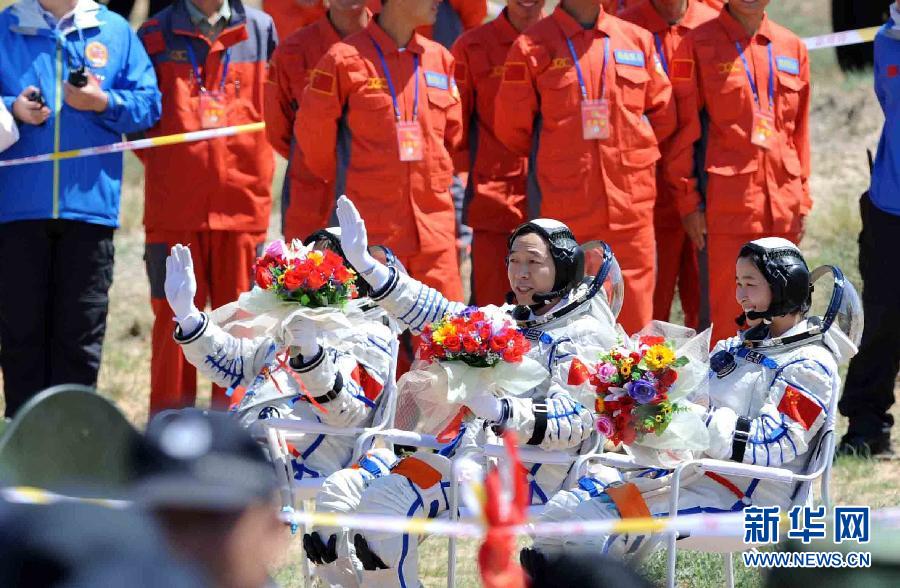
[565,36,610,102]
[653,33,669,75]
[185,40,231,93]
[371,39,420,122]
[735,40,774,111]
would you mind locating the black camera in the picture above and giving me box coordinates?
[27,89,46,108]
[68,66,89,88]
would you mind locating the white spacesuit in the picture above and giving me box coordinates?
[529,238,862,562]
[164,230,399,481]
[302,196,623,587]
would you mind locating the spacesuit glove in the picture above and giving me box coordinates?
[541,394,595,451]
[336,195,389,290]
[465,393,504,422]
[282,313,320,358]
[164,244,201,332]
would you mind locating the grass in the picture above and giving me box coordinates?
[1,0,896,586]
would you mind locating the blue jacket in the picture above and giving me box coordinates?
[0,0,161,227]
[871,20,900,216]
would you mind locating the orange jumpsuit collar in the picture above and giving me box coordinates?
[632,0,714,33]
[493,8,522,44]
[366,18,427,55]
[551,4,615,39]
[717,7,774,44]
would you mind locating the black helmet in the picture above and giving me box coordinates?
[737,237,811,325]
[507,219,585,306]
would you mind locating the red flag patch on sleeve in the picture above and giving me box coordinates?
[671,59,694,81]
[777,385,823,431]
[888,64,899,78]
[502,62,527,83]
[309,69,336,95]
[351,365,383,402]
[567,358,591,386]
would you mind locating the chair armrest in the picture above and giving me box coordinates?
[482,443,576,465]
[260,418,365,438]
[356,428,445,451]
[692,458,806,485]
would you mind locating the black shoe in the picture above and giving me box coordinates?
[836,431,894,459]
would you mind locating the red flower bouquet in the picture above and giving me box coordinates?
[418,307,530,367]
[252,239,357,307]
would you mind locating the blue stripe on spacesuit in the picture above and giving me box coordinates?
[404,287,436,330]
[529,464,548,504]
[398,284,426,322]
[367,334,391,355]
[399,480,425,588]
[438,426,465,457]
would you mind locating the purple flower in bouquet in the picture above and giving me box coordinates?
[628,378,657,404]
[595,362,617,383]
[595,415,615,438]
[264,239,285,259]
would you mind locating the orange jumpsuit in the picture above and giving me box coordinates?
[265,11,371,241]
[263,0,325,41]
[666,10,810,343]
[620,0,718,329]
[137,5,277,414]
[451,8,528,306]
[494,6,676,332]
[298,19,465,303]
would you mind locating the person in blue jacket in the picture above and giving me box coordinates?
[837,0,900,458]
[0,0,161,417]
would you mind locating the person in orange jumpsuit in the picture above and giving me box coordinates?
[620,0,718,329]
[451,0,546,306]
[263,0,325,41]
[264,0,484,45]
[297,0,465,307]
[665,0,810,343]
[494,0,676,333]
[137,0,278,414]
[264,0,373,241]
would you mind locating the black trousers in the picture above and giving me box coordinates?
[838,192,900,436]
[0,220,115,417]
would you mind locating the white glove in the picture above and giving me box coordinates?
[465,392,504,422]
[164,244,201,333]
[542,394,594,451]
[282,313,320,358]
[893,3,900,30]
[335,195,390,291]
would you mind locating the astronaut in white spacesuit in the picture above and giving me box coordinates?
[163,228,400,482]
[300,195,625,587]
[525,237,862,565]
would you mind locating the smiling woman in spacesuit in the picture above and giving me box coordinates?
[526,237,862,565]
[301,195,624,587]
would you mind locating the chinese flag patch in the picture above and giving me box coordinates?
[351,364,383,402]
[888,64,899,78]
[777,385,823,431]
[309,69,336,95]
[567,358,591,386]
[503,62,527,83]
[671,59,694,81]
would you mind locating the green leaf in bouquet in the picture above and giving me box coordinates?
[299,293,310,305]
[671,356,690,368]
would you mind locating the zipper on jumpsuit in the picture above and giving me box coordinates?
[52,39,63,218]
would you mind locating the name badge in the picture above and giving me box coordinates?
[750,109,775,150]
[396,121,424,162]
[199,89,226,129]
[581,99,610,141]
